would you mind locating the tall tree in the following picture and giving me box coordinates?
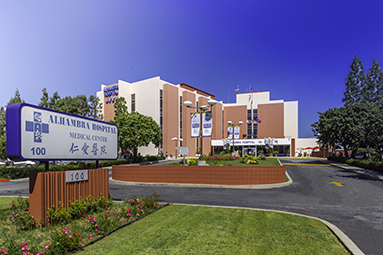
[110,97,161,156]
[0,89,25,159]
[364,58,383,104]
[312,103,383,158]
[343,54,365,105]
[38,89,102,120]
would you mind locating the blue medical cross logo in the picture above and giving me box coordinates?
[25,112,49,143]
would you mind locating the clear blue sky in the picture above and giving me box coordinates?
[1,0,382,138]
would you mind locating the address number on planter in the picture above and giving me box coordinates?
[66,170,88,183]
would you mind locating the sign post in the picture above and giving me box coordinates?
[6,103,118,163]
[179,146,189,166]
[6,103,118,224]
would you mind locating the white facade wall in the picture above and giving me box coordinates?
[236,91,270,108]
[117,80,131,112]
[295,138,319,156]
[96,90,104,115]
[283,101,298,139]
[98,76,176,156]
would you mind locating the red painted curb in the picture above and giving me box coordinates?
[0,179,10,182]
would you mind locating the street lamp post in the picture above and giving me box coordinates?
[183,99,217,164]
[227,120,243,154]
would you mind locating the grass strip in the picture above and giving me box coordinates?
[76,204,349,255]
[205,157,280,166]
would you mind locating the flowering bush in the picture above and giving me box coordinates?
[8,197,36,230]
[47,195,112,224]
[48,227,82,254]
[87,210,121,235]
[206,154,240,161]
[1,194,163,255]
[249,160,258,164]
[188,159,197,166]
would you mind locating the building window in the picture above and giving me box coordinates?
[247,109,252,121]
[247,124,252,139]
[131,94,136,112]
[180,96,183,139]
[253,125,258,139]
[253,109,258,120]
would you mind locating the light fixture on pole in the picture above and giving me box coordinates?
[171,137,178,159]
[227,120,243,153]
[183,99,217,164]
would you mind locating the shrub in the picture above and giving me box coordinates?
[8,197,36,230]
[329,155,383,173]
[47,195,112,224]
[48,228,82,254]
[188,159,197,166]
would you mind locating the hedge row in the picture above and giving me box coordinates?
[328,155,383,173]
[0,155,166,180]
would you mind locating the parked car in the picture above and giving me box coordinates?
[121,153,132,159]
[0,159,7,166]
[7,160,38,167]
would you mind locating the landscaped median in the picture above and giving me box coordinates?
[112,154,286,186]
[0,194,165,254]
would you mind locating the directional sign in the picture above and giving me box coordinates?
[328,181,344,187]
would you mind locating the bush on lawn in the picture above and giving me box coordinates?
[0,156,165,179]
[328,154,383,172]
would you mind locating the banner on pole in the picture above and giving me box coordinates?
[227,126,233,139]
[191,112,200,138]
[234,126,240,139]
[202,111,212,137]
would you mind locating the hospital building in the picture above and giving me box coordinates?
[96,76,317,157]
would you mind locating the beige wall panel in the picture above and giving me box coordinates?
[163,84,179,157]
[182,91,196,157]
[258,103,284,139]
[223,105,247,139]
[212,102,223,140]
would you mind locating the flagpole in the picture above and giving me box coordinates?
[250,87,253,139]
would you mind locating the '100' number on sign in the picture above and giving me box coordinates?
[70,172,85,181]
[31,147,46,155]
[66,170,88,183]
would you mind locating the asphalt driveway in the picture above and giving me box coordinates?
[2,158,383,254]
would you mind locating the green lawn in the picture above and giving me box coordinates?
[0,197,15,211]
[76,204,349,255]
[206,157,280,166]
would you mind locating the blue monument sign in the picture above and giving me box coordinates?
[6,103,118,161]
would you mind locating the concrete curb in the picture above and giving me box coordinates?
[10,177,29,182]
[171,203,364,255]
[109,170,293,189]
